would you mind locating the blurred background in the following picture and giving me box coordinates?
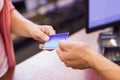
[12,0,87,64]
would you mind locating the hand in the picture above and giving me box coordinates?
[56,41,96,69]
[30,25,55,42]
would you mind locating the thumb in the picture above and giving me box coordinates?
[58,40,72,51]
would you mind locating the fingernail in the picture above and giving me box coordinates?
[60,39,66,42]
[45,36,49,41]
[59,39,66,43]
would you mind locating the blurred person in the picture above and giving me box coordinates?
[56,41,120,80]
[0,0,55,78]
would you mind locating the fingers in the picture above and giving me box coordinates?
[34,31,49,42]
[58,40,72,51]
[39,31,50,41]
[56,48,66,62]
[57,48,77,68]
[40,25,56,35]
[39,44,44,49]
[45,27,56,35]
[35,25,55,42]
[47,28,56,35]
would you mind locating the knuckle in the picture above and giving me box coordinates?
[64,62,71,67]
[46,25,53,29]
[49,25,53,28]
[61,57,66,62]
[53,30,56,33]
[72,66,78,69]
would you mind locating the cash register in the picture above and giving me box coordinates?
[85,0,120,65]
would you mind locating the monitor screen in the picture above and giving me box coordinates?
[86,0,120,33]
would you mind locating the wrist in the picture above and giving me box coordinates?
[87,50,108,70]
[85,48,101,69]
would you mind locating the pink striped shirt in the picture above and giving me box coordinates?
[0,0,16,70]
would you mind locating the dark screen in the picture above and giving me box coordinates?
[87,0,120,33]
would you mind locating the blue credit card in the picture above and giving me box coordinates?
[43,32,69,49]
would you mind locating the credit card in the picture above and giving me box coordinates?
[43,32,69,50]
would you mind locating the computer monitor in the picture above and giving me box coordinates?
[86,0,120,33]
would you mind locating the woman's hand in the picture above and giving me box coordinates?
[11,10,55,43]
[30,25,55,42]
